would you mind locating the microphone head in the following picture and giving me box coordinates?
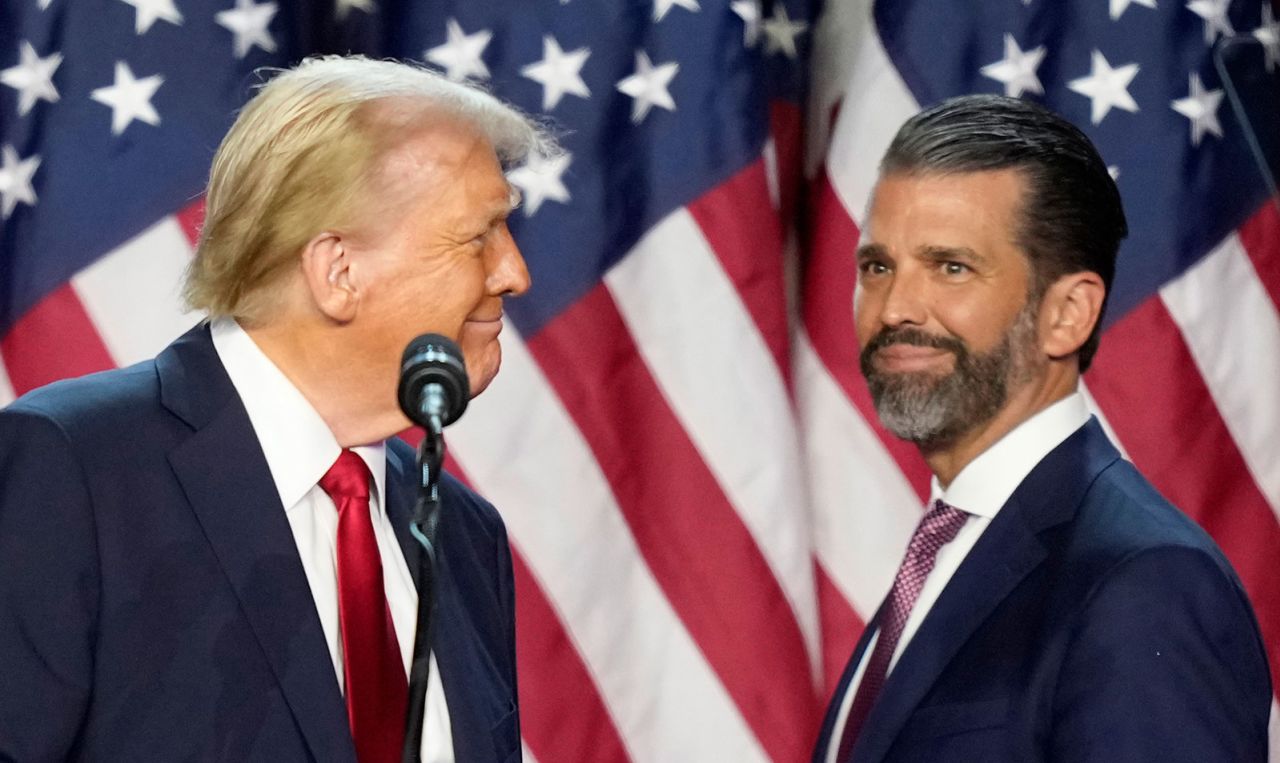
[398,333,470,428]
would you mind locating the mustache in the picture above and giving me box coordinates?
[861,327,968,362]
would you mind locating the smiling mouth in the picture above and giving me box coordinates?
[873,345,954,372]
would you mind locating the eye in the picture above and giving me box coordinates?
[859,260,890,276]
[940,261,971,276]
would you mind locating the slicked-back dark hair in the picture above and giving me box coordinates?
[880,94,1127,371]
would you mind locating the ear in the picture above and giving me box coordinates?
[1039,271,1105,361]
[299,232,358,323]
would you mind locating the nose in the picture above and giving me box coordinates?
[486,225,531,297]
[875,268,927,329]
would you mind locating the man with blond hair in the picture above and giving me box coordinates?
[0,56,548,762]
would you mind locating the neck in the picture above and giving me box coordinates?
[243,319,406,448]
[923,362,1079,488]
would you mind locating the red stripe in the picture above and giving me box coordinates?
[528,285,820,763]
[801,171,931,500]
[175,198,206,248]
[510,548,631,763]
[440,454,632,763]
[687,159,791,385]
[1087,296,1280,688]
[0,284,117,396]
[1236,200,1280,314]
[770,101,805,225]
[816,560,866,704]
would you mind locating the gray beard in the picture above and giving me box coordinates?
[860,305,1038,450]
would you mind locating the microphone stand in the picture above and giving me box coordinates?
[401,413,444,763]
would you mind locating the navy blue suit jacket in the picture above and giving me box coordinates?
[0,325,520,762]
[813,419,1271,762]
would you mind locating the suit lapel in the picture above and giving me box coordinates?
[159,326,355,763]
[851,420,1120,762]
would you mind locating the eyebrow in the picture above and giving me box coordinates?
[919,245,989,266]
[855,242,888,262]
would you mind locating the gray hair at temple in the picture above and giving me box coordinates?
[184,55,554,322]
[880,94,1127,371]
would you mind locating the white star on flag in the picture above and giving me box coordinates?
[1,41,62,117]
[1186,0,1234,44]
[509,152,572,216]
[653,0,699,22]
[215,0,278,59]
[119,0,183,35]
[980,34,1046,98]
[616,50,679,124]
[1256,3,1279,73]
[0,144,40,219]
[1171,72,1223,146]
[1068,50,1140,125]
[425,19,492,81]
[762,4,808,59]
[90,60,163,135]
[521,36,590,112]
[731,1,762,48]
[1110,0,1157,21]
[335,0,375,21]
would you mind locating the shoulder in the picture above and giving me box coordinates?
[384,437,507,543]
[2,362,162,444]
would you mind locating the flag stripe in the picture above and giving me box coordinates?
[445,327,768,763]
[0,357,14,408]
[439,454,631,763]
[685,158,792,383]
[0,285,116,396]
[1237,202,1280,314]
[511,546,632,763]
[815,559,866,702]
[71,217,199,367]
[606,204,821,673]
[1087,296,1280,687]
[1161,227,1280,521]
[528,285,817,763]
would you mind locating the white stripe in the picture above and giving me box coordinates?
[821,11,919,224]
[71,216,201,367]
[521,741,539,763]
[805,0,882,177]
[1160,233,1280,521]
[795,332,919,617]
[0,358,14,407]
[1269,698,1279,763]
[446,327,769,763]
[762,137,781,210]
[605,208,822,678]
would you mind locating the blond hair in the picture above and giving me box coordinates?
[183,55,551,321]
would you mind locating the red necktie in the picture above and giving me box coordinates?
[835,499,969,761]
[319,450,409,763]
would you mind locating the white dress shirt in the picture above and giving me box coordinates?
[211,318,454,762]
[825,392,1091,762]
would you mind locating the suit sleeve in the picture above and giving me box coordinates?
[0,407,100,762]
[492,510,520,738]
[1048,545,1271,762]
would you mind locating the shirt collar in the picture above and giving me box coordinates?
[210,317,386,511]
[930,392,1091,518]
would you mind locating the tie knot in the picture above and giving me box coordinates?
[319,449,371,502]
[913,498,969,548]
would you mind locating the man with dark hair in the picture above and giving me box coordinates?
[812,94,1271,762]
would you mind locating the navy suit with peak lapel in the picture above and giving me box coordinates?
[813,418,1271,762]
[0,324,520,762]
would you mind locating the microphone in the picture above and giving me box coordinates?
[397,334,469,432]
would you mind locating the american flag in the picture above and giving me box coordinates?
[1,0,1277,761]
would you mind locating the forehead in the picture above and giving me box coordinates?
[864,169,1027,253]
[372,109,511,211]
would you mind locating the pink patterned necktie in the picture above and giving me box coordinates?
[319,449,408,763]
[835,498,969,761]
